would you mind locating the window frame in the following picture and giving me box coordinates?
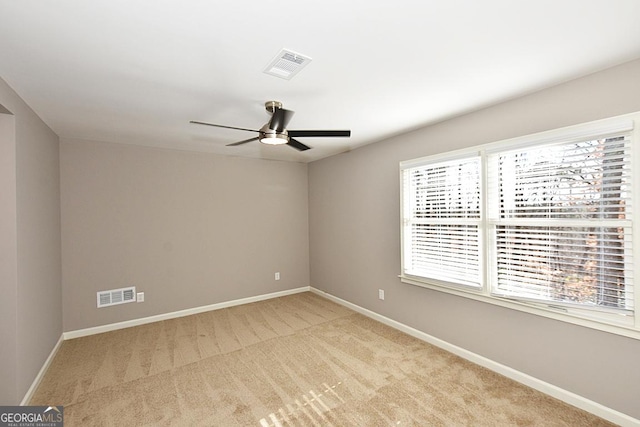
[399,113,640,340]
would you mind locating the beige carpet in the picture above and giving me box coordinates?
[31,292,614,426]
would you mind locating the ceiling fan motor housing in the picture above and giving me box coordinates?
[259,122,288,144]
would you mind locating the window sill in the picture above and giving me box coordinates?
[399,274,640,341]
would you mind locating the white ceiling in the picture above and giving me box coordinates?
[1,0,640,163]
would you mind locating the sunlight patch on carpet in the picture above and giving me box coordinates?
[259,381,344,426]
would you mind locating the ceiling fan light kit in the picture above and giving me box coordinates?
[259,130,289,145]
[191,101,351,151]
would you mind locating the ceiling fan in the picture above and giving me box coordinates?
[190,101,351,151]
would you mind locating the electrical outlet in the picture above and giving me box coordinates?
[275,272,280,280]
[137,292,145,303]
[378,289,385,300]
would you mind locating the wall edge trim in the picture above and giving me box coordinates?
[310,287,639,427]
[63,286,310,340]
[20,334,64,406]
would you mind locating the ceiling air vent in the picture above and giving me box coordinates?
[97,286,136,308]
[263,49,312,80]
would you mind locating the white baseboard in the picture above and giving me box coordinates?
[310,287,639,427]
[64,286,310,340]
[20,333,64,406]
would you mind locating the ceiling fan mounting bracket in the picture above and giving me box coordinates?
[265,101,283,114]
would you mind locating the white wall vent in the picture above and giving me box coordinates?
[263,49,312,80]
[97,286,136,308]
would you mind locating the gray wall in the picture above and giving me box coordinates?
[3,52,640,418]
[60,139,309,332]
[0,78,61,404]
[308,58,640,419]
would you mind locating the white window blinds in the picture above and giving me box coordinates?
[402,156,482,288]
[487,134,634,313]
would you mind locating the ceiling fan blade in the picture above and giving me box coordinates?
[287,138,311,151]
[269,108,294,132]
[190,120,259,133]
[226,137,260,147]
[287,130,351,138]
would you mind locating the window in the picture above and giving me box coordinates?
[402,156,482,288]
[400,114,639,337]
[488,137,633,313]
